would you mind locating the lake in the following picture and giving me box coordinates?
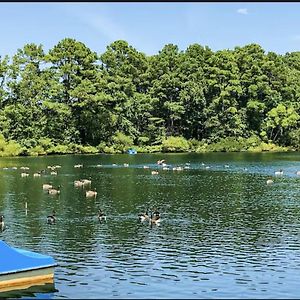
[1,152,300,299]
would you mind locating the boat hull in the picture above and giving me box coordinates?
[0,240,57,292]
[0,267,55,291]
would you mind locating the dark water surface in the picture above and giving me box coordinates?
[1,152,300,299]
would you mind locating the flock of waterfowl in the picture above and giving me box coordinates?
[1,159,299,231]
[0,162,165,231]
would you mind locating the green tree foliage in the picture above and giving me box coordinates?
[0,38,300,155]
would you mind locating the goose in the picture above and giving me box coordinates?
[20,166,29,170]
[47,210,56,224]
[157,159,166,165]
[0,215,4,231]
[43,183,53,190]
[267,179,274,185]
[138,211,150,222]
[86,188,97,198]
[74,180,84,188]
[81,178,92,186]
[98,209,106,222]
[275,169,283,176]
[48,186,61,195]
[149,211,161,225]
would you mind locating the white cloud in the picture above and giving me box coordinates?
[237,8,248,15]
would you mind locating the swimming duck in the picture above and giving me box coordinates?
[296,171,300,176]
[47,210,56,224]
[74,180,84,187]
[86,188,97,198]
[0,215,4,231]
[98,209,106,222]
[150,211,161,225]
[48,186,61,195]
[43,183,53,190]
[275,169,283,176]
[81,178,92,186]
[138,211,150,222]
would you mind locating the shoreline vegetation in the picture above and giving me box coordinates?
[0,134,292,157]
[1,39,300,157]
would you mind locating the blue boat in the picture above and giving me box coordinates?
[127,148,137,155]
[0,240,57,292]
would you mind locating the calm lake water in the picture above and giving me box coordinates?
[1,152,300,299]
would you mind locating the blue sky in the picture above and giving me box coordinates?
[0,2,299,57]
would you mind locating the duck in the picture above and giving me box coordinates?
[275,169,283,176]
[21,172,29,177]
[33,172,41,177]
[0,215,4,231]
[138,211,150,222]
[151,170,159,175]
[74,180,84,188]
[98,209,106,222]
[149,210,161,225]
[266,178,274,185]
[48,186,61,195]
[74,164,83,168]
[43,183,53,190]
[50,171,57,175]
[81,178,92,186]
[86,188,97,198]
[47,210,56,224]
[296,171,300,176]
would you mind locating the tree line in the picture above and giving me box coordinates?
[0,38,299,156]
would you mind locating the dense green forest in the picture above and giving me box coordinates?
[0,38,300,156]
